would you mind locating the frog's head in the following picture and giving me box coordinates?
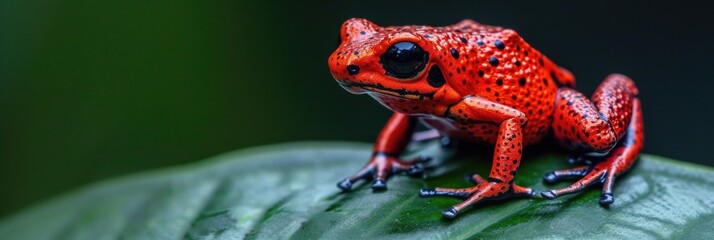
[328,18,458,102]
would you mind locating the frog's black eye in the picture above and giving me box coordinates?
[380,41,429,79]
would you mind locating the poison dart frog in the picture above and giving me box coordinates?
[327,18,644,218]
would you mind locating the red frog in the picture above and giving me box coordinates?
[327,18,644,218]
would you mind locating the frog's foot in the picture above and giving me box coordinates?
[541,161,620,206]
[419,174,539,219]
[337,154,431,192]
[542,144,640,206]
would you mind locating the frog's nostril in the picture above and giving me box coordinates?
[347,65,360,75]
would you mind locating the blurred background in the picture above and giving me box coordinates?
[2,0,713,218]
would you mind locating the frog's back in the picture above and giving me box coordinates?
[407,20,576,143]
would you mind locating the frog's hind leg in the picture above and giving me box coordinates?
[543,74,643,206]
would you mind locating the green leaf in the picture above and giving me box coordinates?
[1,141,713,239]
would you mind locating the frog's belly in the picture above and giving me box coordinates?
[419,117,546,145]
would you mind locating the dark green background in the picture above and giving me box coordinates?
[1,0,712,218]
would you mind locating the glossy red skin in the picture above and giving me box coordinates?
[330,18,576,145]
[328,18,644,218]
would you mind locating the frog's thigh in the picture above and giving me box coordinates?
[552,88,616,152]
[552,75,637,153]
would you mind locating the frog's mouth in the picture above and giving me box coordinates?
[338,82,435,100]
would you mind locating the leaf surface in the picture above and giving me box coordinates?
[1,141,713,239]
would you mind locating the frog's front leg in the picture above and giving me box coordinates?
[419,96,539,219]
[337,112,431,191]
[542,74,643,206]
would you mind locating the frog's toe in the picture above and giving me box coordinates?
[398,155,431,178]
[337,178,353,191]
[542,165,590,184]
[599,193,615,206]
[512,184,542,198]
[419,188,471,199]
[539,175,600,200]
[336,164,374,192]
[371,179,387,191]
[543,172,558,184]
[540,190,557,199]
[441,208,459,219]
